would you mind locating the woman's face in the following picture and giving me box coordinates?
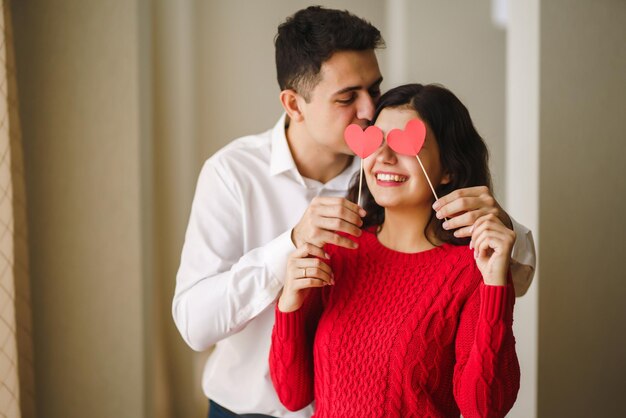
[364,107,449,210]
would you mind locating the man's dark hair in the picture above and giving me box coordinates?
[275,6,384,101]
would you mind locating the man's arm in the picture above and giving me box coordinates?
[172,160,366,352]
[172,160,293,351]
[432,186,536,297]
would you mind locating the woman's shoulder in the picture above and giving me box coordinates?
[441,243,483,283]
[442,242,472,260]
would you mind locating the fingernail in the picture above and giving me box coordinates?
[454,230,460,237]
[360,209,367,217]
[436,211,443,219]
[442,221,449,230]
[324,252,331,259]
[469,241,473,250]
[469,225,474,233]
[432,201,441,210]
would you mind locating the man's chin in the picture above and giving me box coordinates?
[324,142,355,158]
[337,146,356,157]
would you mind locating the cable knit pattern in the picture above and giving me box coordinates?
[269,230,519,418]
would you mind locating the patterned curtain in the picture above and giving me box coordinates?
[0,1,35,417]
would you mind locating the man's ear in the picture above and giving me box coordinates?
[279,89,304,122]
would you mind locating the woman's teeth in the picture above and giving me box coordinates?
[376,173,407,182]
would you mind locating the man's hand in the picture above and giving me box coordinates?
[292,197,366,250]
[432,186,513,238]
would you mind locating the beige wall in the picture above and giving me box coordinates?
[11,1,151,417]
[402,0,507,199]
[538,0,626,416]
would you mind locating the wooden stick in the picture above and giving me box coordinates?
[357,159,364,207]
[416,155,448,222]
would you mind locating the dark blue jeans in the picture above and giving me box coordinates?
[208,400,277,418]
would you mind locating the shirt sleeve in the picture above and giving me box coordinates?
[453,269,520,418]
[509,216,537,297]
[172,159,296,351]
[269,291,324,412]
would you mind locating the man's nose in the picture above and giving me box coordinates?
[356,94,376,122]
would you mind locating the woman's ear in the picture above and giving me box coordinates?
[279,90,304,122]
[440,172,452,185]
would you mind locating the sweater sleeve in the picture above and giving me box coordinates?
[269,290,324,412]
[453,269,520,418]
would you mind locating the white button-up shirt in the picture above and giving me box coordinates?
[172,114,536,417]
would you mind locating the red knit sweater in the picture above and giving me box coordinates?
[270,230,519,418]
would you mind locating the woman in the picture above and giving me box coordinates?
[270,84,520,418]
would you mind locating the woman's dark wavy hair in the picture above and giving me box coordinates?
[347,83,492,246]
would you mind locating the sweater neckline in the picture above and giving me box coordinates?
[361,229,453,263]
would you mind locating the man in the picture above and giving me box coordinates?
[173,6,535,418]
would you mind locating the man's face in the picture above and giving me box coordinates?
[297,49,382,156]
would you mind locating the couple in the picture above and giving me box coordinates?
[173,6,535,418]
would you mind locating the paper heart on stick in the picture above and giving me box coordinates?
[387,119,427,156]
[344,124,383,158]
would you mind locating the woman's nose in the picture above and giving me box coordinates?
[375,141,397,164]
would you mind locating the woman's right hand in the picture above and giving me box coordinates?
[278,243,334,313]
[470,213,516,286]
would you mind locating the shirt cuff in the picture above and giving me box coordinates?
[509,215,536,268]
[508,216,537,296]
[261,229,297,285]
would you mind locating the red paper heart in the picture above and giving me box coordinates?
[387,119,427,156]
[344,124,383,158]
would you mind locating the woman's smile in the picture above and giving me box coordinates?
[374,171,409,187]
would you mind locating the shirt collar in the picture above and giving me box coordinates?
[322,157,360,191]
[269,113,297,177]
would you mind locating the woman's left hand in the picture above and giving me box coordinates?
[470,214,516,286]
